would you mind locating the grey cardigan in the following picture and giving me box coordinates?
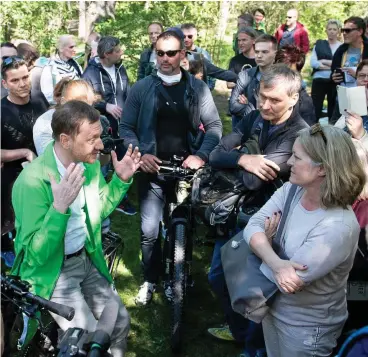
[244,182,360,327]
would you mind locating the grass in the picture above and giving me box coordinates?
[111,90,240,357]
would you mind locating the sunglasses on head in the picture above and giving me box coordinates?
[184,35,194,39]
[341,28,359,34]
[309,123,327,145]
[1,56,23,73]
[156,49,181,57]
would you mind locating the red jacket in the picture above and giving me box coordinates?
[275,22,310,53]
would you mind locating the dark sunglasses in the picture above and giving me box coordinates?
[286,16,293,19]
[1,56,23,73]
[309,123,327,145]
[184,35,194,39]
[341,28,359,34]
[156,49,181,58]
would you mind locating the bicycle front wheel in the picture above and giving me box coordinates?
[171,223,187,352]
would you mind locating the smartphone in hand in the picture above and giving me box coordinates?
[335,68,345,83]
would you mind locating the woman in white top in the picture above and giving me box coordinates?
[244,124,365,357]
[40,34,82,104]
[33,78,96,155]
[310,20,342,119]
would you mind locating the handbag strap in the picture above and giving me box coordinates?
[274,184,297,245]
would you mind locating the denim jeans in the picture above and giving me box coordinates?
[138,174,176,283]
[208,239,265,356]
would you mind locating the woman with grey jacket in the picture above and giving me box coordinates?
[244,124,366,357]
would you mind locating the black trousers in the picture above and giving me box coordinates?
[311,77,336,120]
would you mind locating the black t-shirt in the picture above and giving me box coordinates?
[228,54,257,75]
[1,95,48,169]
[156,78,189,161]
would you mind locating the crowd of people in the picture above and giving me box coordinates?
[1,7,368,357]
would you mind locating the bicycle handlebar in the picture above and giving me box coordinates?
[1,275,75,321]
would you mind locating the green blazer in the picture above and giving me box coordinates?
[11,142,132,299]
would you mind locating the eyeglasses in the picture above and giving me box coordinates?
[156,49,182,57]
[341,28,359,34]
[309,123,327,145]
[286,16,293,19]
[1,56,23,73]
[357,73,368,80]
[184,35,193,39]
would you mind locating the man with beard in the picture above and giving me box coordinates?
[120,30,222,305]
[11,100,140,357]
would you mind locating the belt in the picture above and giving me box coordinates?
[64,248,84,261]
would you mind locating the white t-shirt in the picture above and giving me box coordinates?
[53,148,88,255]
[102,65,117,89]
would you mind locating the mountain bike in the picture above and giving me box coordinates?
[159,156,197,352]
[1,274,74,357]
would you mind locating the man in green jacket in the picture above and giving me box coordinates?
[11,100,141,357]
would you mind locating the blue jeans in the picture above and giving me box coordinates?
[138,174,176,283]
[208,239,265,356]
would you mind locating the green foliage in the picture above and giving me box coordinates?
[0,1,78,55]
[1,0,368,81]
[236,1,368,46]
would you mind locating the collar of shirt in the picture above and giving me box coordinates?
[53,148,85,178]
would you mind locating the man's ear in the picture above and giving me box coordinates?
[59,133,70,149]
[2,78,8,90]
[289,92,299,108]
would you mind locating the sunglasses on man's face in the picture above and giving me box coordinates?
[156,49,182,58]
[341,28,359,34]
[286,16,293,19]
[184,35,194,39]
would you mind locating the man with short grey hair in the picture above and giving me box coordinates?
[83,36,129,140]
[83,36,136,216]
[207,63,309,357]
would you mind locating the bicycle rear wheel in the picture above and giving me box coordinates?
[171,223,187,352]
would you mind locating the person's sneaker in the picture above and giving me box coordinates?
[163,281,174,303]
[115,198,137,215]
[135,282,156,306]
[207,324,235,342]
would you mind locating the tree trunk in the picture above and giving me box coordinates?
[78,1,116,42]
[214,0,230,63]
[78,0,86,41]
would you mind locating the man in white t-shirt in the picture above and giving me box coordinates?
[83,36,136,215]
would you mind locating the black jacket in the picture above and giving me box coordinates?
[82,57,130,135]
[209,108,309,190]
[297,87,317,125]
[137,47,154,81]
[331,40,368,78]
[230,67,259,118]
[119,69,222,162]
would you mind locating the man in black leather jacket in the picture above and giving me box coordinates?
[120,30,222,306]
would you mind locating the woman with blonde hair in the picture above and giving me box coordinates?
[40,34,82,104]
[33,78,98,155]
[244,124,366,357]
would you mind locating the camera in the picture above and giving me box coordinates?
[100,116,124,155]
